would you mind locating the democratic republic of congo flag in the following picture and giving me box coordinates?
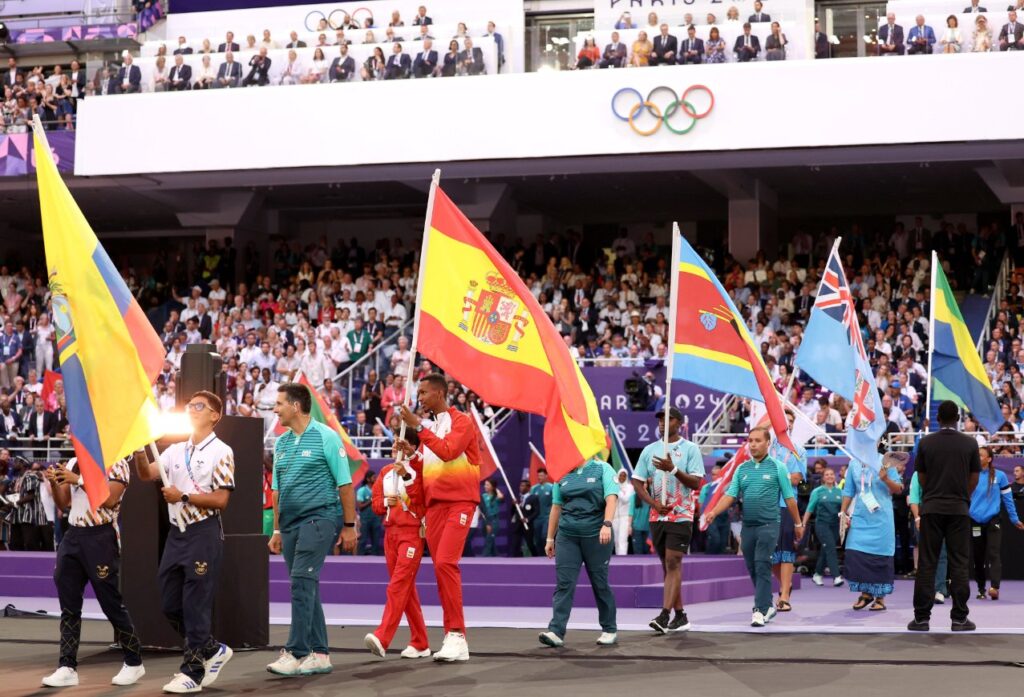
[930,254,1002,434]
[673,235,796,453]
[416,183,607,481]
[34,119,165,511]
[274,373,369,486]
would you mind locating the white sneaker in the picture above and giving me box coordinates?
[935,592,946,604]
[201,644,232,687]
[751,611,766,627]
[111,663,145,686]
[432,632,470,662]
[298,653,332,675]
[42,667,79,687]
[400,646,432,659]
[834,576,845,587]
[595,632,617,646]
[364,633,386,658]
[538,631,564,647]
[764,606,778,624]
[266,649,302,676]
[812,574,824,586]
[162,673,201,694]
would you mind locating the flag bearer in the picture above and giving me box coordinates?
[133,391,235,694]
[41,457,145,688]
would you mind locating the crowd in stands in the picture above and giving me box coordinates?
[872,7,1024,54]
[1,58,86,133]
[1,211,1022,554]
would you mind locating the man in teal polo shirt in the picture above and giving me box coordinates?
[705,426,804,627]
[530,469,554,555]
[267,384,358,676]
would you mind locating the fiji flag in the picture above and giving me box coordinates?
[34,119,165,510]
[796,241,884,471]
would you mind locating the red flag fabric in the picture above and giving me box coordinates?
[469,409,499,482]
[528,445,545,486]
[41,369,62,406]
[698,444,750,532]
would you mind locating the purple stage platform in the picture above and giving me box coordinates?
[0,552,795,608]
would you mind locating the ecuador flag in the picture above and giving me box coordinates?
[416,185,606,481]
[672,234,796,453]
[930,255,1002,434]
[34,120,165,511]
[274,373,369,486]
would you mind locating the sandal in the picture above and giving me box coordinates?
[869,598,887,612]
[852,593,872,611]
[776,599,792,612]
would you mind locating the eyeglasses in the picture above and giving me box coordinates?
[186,402,210,412]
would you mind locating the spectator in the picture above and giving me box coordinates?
[999,10,1024,50]
[361,47,387,81]
[215,52,242,88]
[302,48,329,84]
[972,15,993,51]
[749,1,771,23]
[414,25,434,42]
[651,24,678,66]
[765,22,788,60]
[615,12,636,30]
[734,23,761,62]
[194,55,215,89]
[574,37,601,69]
[286,31,307,49]
[483,21,505,71]
[413,39,438,77]
[110,53,141,94]
[907,15,936,55]
[356,471,383,555]
[385,43,411,80]
[168,54,192,91]
[460,37,484,75]
[939,16,963,53]
[413,6,432,26]
[480,479,503,557]
[878,13,906,55]
[243,48,273,87]
[277,50,303,86]
[969,446,1023,600]
[630,30,653,66]
[218,31,240,53]
[679,25,704,64]
[600,31,628,68]
[705,28,727,63]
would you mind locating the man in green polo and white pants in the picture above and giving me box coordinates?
[705,426,804,628]
[267,384,358,676]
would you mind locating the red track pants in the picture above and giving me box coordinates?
[425,501,476,633]
[372,526,428,650]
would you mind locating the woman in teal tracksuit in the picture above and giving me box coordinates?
[969,446,1024,600]
[538,457,619,648]
[480,479,504,557]
[802,468,844,586]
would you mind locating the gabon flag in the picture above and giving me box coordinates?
[415,181,607,481]
[274,373,369,486]
[34,119,165,511]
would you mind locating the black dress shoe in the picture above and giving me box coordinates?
[906,619,930,632]
[951,619,976,632]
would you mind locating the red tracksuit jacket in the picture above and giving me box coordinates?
[371,463,426,528]
[411,407,482,506]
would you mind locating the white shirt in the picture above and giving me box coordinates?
[67,457,131,528]
[158,432,235,527]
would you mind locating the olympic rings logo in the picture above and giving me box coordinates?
[611,85,715,136]
[304,7,374,33]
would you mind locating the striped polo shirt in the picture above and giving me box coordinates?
[273,418,350,531]
[159,432,235,527]
[67,458,130,528]
[725,455,795,525]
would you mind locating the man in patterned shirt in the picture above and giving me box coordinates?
[40,457,145,687]
[134,391,235,694]
[11,458,49,550]
[631,407,706,634]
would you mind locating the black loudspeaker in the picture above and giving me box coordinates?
[175,344,225,408]
[120,415,268,649]
[1002,505,1024,580]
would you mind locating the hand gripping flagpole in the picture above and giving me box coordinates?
[396,169,442,465]
[659,224,683,506]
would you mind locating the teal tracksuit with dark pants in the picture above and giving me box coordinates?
[547,459,618,639]
[274,420,352,659]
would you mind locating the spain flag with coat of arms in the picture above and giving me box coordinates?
[415,183,606,481]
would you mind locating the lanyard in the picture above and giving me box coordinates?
[183,443,203,490]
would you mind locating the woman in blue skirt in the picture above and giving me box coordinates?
[840,452,905,611]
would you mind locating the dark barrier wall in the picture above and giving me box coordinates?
[120,415,268,648]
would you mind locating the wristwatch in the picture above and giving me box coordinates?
[602,521,613,528]
[415,423,424,433]
[180,493,190,505]
[343,522,356,528]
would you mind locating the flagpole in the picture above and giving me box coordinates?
[925,250,938,434]
[471,404,529,531]
[396,169,442,459]
[659,224,683,506]
[783,398,859,463]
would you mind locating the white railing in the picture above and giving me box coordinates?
[976,251,1012,354]
[1,438,75,463]
[332,318,414,412]
[692,394,738,451]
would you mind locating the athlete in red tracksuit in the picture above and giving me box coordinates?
[363,461,429,659]
[395,374,481,663]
